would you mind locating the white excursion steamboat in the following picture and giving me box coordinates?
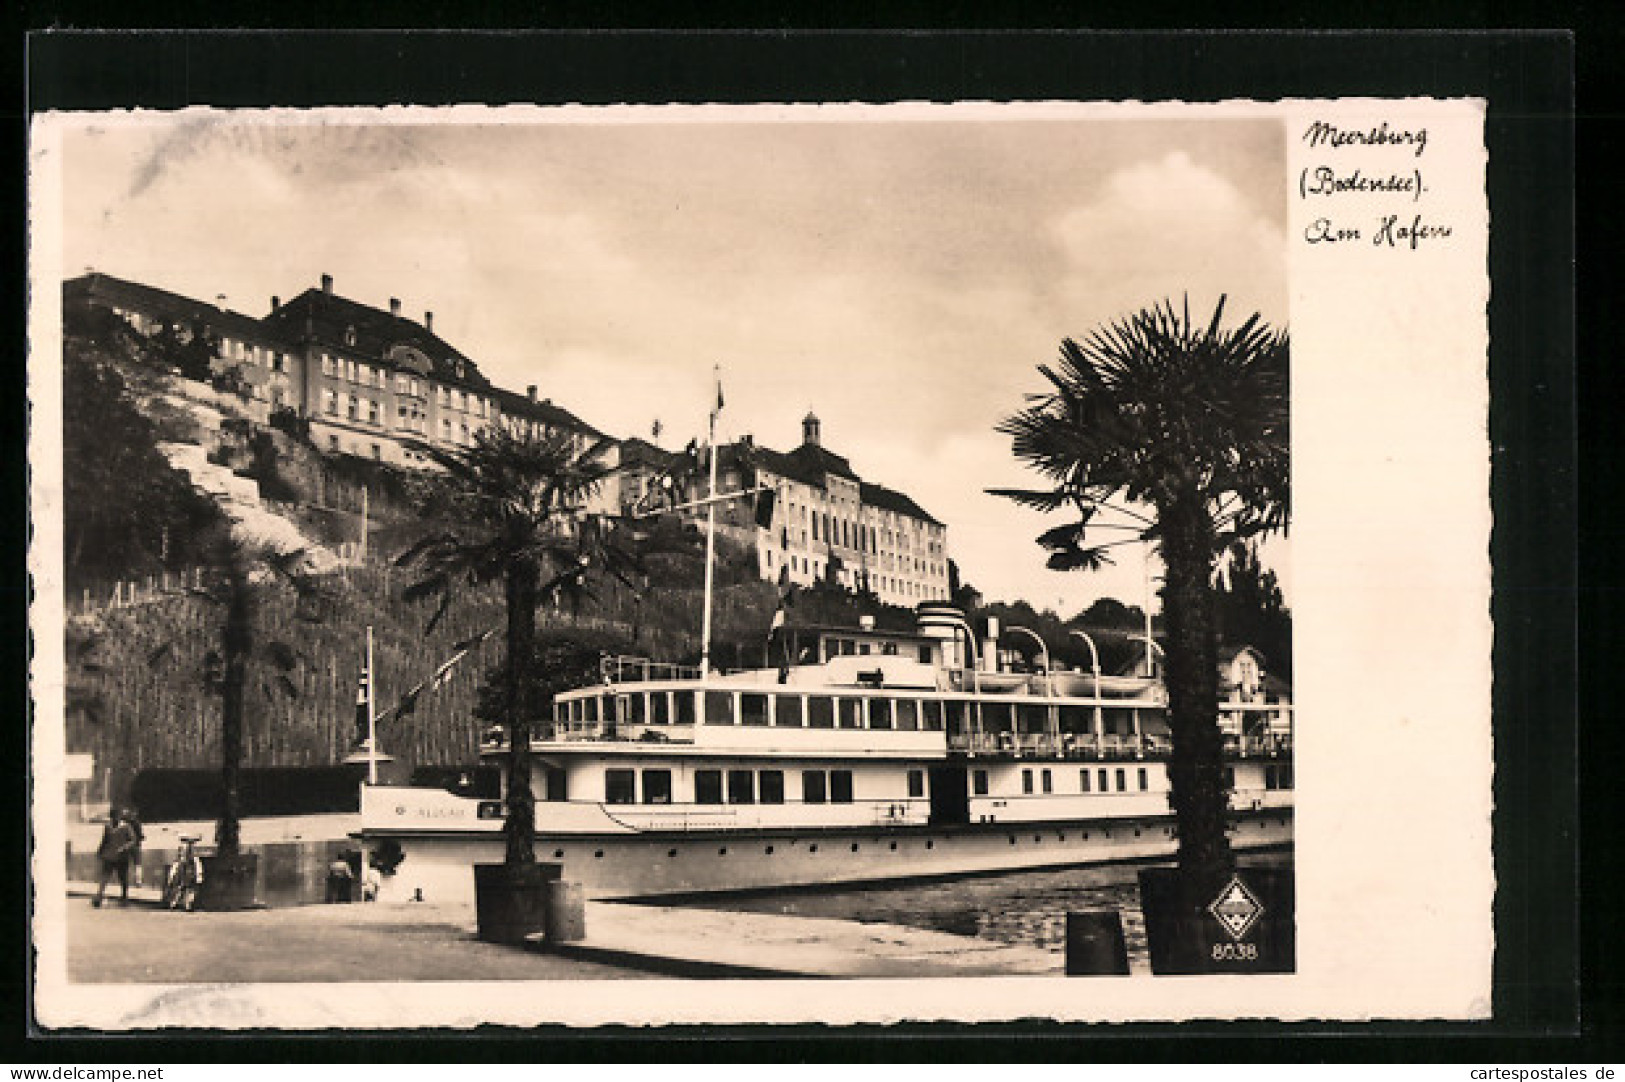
[361,604,1293,905]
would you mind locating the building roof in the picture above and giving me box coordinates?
[707,436,940,527]
[260,287,493,391]
[65,273,289,347]
[492,387,606,441]
[860,480,942,526]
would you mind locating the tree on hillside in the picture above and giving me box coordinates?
[62,345,225,587]
[1214,540,1292,679]
[994,296,1289,888]
[397,425,639,867]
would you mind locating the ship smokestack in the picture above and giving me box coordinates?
[982,616,1000,673]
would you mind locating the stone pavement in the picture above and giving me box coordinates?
[557,901,1062,978]
[64,887,654,982]
[62,882,1063,982]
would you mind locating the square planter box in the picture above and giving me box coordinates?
[474,862,563,945]
[197,853,260,911]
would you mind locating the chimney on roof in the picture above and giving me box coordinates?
[527,385,537,401]
[270,296,280,313]
[424,311,434,333]
[389,297,401,317]
[320,273,333,295]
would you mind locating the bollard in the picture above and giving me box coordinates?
[1065,910,1131,975]
[542,880,587,943]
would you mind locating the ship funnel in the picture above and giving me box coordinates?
[982,616,1000,673]
[915,602,968,671]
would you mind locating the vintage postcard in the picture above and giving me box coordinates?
[29,97,1491,1028]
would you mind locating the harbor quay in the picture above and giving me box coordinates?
[64,881,1063,982]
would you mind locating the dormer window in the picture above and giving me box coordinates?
[344,325,357,347]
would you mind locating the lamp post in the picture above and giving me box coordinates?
[1069,629,1104,752]
[1007,626,1054,753]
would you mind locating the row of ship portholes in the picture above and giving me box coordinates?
[543,822,1273,863]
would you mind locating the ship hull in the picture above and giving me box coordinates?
[372,807,1292,906]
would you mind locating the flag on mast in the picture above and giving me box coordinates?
[713,369,725,416]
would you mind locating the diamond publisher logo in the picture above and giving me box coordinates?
[1208,875,1265,941]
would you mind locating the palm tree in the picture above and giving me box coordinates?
[398,424,634,866]
[993,296,1288,888]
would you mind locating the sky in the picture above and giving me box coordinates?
[52,105,1291,617]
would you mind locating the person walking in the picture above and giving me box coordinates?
[91,807,138,907]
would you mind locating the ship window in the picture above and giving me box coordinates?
[972,769,990,796]
[1059,706,1091,735]
[829,770,854,804]
[602,694,619,723]
[740,693,770,726]
[1018,704,1048,734]
[704,690,734,725]
[1138,767,1148,791]
[584,697,599,723]
[1042,769,1053,794]
[922,700,944,731]
[1280,764,1294,789]
[642,769,672,805]
[838,698,863,729]
[759,770,785,805]
[907,770,924,798]
[676,692,696,725]
[1098,769,1109,792]
[807,697,835,728]
[1223,767,1236,789]
[802,771,827,804]
[694,770,723,805]
[604,769,635,805]
[1080,769,1091,792]
[870,699,893,730]
[1115,768,1127,792]
[727,770,755,804]
[627,694,645,724]
[985,702,1015,734]
[858,642,871,656]
[1022,769,1034,795]
[895,699,918,731]
[775,695,804,727]
[918,645,932,663]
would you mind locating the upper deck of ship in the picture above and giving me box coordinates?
[494,621,1292,763]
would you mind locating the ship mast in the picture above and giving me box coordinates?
[699,366,722,675]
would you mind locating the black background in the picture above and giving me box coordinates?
[14,21,1596,1064]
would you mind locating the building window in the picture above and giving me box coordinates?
[972,769,990,796]
[829,770,854,804]
[322,390,336,415]
[370,443,381,461]
[368,400,380,425]
[727,770,755,805]
[907,770,925,798]
[328,435,340,452]
[321,354,334,377]
[759,770,785,805]
[694,770,723,805]
[605,769,636,805]
[802,771,827,804]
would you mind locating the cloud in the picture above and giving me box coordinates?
[1050,150,1288,331]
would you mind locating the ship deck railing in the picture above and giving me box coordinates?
[600,656,704,684]
[948,731,1291,761]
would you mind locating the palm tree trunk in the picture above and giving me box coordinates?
[217,563,251,857]
[1158,491,1234,890]
[503,561,539,865]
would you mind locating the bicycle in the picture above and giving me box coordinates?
[161,835,204,911]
